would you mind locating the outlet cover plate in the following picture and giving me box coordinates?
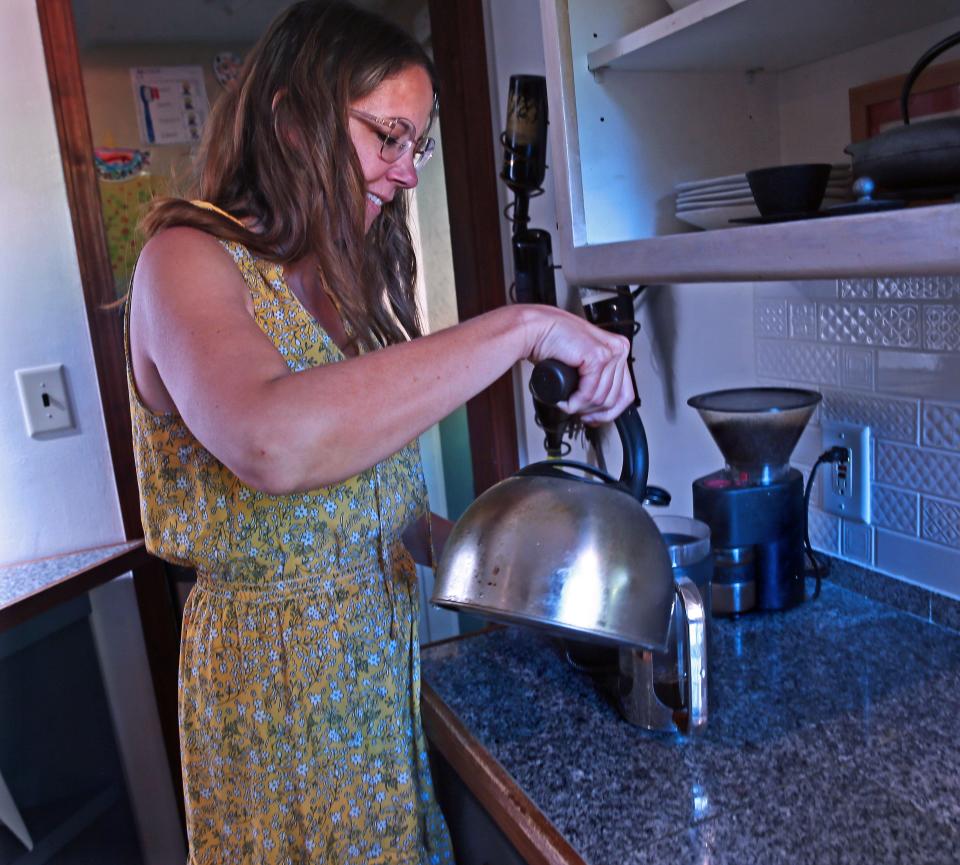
[821,421,871,523]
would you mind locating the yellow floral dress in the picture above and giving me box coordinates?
[126,231,454,865]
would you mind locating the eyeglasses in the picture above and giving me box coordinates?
[349,108,435,171]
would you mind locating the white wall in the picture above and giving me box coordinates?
[0,0,122,564]
[0,3,185,861]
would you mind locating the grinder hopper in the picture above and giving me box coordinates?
[687,387,822,483]
[686,387,822,614]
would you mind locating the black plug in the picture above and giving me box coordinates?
[822,446,850,464]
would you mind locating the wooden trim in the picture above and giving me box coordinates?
[427,0,520,493]
[35,0,142,538]
[422,680,585,865]
[0,542,147,633]
[849,57,960,142]
[132,556,186,829]
[35,1,185,829]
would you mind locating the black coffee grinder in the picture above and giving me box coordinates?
[687,387,821,615]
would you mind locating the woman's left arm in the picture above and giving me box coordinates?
[403,512,455,567]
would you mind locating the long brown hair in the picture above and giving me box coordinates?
[141,0,439,349]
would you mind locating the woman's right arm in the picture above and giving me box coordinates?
[131,228,633,494]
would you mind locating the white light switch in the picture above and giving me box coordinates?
[14,364,75,437]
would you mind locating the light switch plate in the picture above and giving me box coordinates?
[14,364,75,437]
[821,421,871,523]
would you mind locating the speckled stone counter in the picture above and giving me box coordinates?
[421,581,960,865]
[0,541,145,630]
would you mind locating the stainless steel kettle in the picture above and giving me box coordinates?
[431,360,676,652]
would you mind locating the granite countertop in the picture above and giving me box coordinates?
[421,580,960,865]
[0,540,146,631]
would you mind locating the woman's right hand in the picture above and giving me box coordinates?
[520,305,634,425]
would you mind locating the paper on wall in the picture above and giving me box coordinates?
[130,66,209,146]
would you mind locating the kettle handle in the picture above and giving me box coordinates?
[900,29,960,124]
[530,359,649,502]
[675,576,708,734]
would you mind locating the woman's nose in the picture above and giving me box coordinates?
[387,151,419,189]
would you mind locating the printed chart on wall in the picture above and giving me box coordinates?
[130,66,210,146]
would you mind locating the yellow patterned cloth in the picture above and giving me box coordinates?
[125,233,453,864]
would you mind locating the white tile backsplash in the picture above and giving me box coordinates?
[755,278,960,598]
[876,530,960,599]
[819,303,920,348]
[876,442,960,501]
[871,484,918,535]
[840,348,874,390]
[877,352,960,401]
[756,299,788,338]
[821,390,917,444]
[876,276,960,301]
[921,402,960,452]
[841,521,873,565]
[789,301,818,339]
[921,497,960,549]
[809,508,839,554]
[756,341,840,385]
[923,305,960,352]
[839,278,874,299]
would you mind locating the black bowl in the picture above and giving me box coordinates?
[746,163,832,217]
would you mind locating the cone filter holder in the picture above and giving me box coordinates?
[687,387,822,483]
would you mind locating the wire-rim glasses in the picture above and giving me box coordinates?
[349,108,435,171]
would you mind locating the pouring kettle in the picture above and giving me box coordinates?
[431,360,675,652]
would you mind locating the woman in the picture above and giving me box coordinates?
[127,2,632,862]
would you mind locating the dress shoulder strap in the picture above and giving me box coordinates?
[190,199,246,227]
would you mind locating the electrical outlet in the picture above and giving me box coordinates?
[821,421,871,523]
[14,364,75,437]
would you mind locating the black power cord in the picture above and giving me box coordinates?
[804,446,850,600]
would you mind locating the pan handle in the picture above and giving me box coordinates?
[900,30,960,125]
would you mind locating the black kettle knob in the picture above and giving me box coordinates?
[529,360,651,503]
[530,359,579,406]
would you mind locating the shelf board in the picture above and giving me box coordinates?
[560,203,960,285]
[587,0,960,73]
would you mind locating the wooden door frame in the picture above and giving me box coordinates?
[427,0,520,493]
[35,0,184,830]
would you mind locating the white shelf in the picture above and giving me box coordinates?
[587,0,960,73]
[558,203,960,285]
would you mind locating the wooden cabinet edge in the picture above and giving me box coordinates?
[421,681,586,865]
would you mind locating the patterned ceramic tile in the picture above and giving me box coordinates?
[756,341,840,385]
[876,442,960,500]
[789,301,818,340]
[923,305,960,352]
[819,303,920,348]
[756,299,788,338]
[841,348,875,391]
[877,352,960,401]
[922,402,960,451]
[838,278,874,299]
[809,507,839,553]
[821,389,917,444]
[876,276,960,300]
[871,484,918,535]
[841,520,873,565]
[921,497,960,548]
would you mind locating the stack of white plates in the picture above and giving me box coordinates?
[675,164,853,230]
